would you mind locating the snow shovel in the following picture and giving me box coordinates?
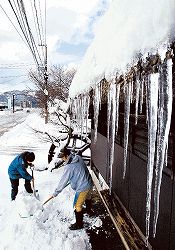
[30,165,39,200]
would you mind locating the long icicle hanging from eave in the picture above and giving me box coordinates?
[108,81,117,193]
[70,93,90,138]
[123,80,131,179]
[145,72,159,244]
[153,58,173,238]
[93,82,102,143]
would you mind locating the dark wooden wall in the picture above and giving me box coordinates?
[91,131,175,250]
[90,87,175,249]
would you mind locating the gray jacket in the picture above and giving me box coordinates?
[53,154,93,197]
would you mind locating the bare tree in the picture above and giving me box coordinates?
[49,65,76,102]
[28,65,76,120]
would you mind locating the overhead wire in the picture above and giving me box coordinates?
[29,0,40,47]
[15,0,32,49]
[7,0,39,66]
[38,0,46,50]
[6,0,45,71]
[0,4,28,48]
[33,0,45,60]
[44,0,47,47]
[20,1,42,66]
[38,0,45,44]
[21,0,43,69]
[1,0,47,82]
[33,0,43,46]
[0,77,28,84]
[0,74,27,78]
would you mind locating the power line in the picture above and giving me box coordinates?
[0,77,28,84]
[6,0,44,69]
[0,74,27,78]
[33,0,43,47]
[1,0,47,81]
[20,1,42,65]
[0,3,29,48]
[44,0,46,45]
[0,62,35,66]
[7,0,39,66]
[29,0,41,48]
[0,66,33,69]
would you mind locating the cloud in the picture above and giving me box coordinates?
[47,7,76,39]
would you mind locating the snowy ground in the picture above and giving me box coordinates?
[0,109,101,250]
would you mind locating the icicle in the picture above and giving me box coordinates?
[123,80,131,179]
[109,82,120,193]
[139,78,144,114]
[107,82,112,181]
[145,75,149,124]
[73,98,78,129]
[78,94,91,139]
[130,79,134,103]
[93,83,101,143]
[152,59,173,237]
[145,73,159,244]
[116,83,121,135]
[69,99,73,116]
[85,94,90,137]
[109,82,117,193]
[107,83,112,142]
[135,77,141,125]
[164,143,168,167]
[77,98,82,130]
[99,80,103,110]
[80,97,84,138]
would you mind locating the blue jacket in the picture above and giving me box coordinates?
[8,153,32,180]
[53,154,93,197]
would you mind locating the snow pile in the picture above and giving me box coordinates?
[0,111,47,147]
[92,218,103,228]
[69,0,175,97]
[15,193,43,217]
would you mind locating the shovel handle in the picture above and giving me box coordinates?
[43,195,54,206]
[31,169,36,197]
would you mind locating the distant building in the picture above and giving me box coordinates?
[0,102,8,110]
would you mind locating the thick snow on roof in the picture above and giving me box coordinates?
[69,0,175,98]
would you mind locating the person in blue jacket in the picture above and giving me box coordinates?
[8,151,35,200]
[43,147,93,230]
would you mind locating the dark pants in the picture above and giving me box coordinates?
[10,178,33,200]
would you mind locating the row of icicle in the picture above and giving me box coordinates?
[70,56,173,244]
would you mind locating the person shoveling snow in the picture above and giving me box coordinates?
[43,147,93,230]
[8,151,35,200]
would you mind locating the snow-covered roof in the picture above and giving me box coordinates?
[69,0,175,98]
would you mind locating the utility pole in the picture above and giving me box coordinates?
[39,44,48,124]
[12,94,15,113]
[44,45,48,124]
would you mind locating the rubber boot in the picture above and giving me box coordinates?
[85,199,91,214]
[85,199,94,216]
[69,210,84,230]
